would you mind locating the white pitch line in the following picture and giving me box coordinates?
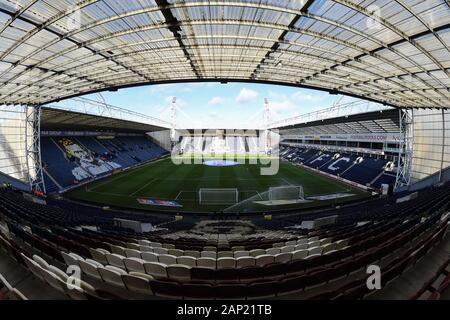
[174,190,183,200]
[129,178,158,197]
[281,178,294,186]
[89,169,135,191]
[86,190,131,198]
[88,158,169,192]
[255,190,263,200]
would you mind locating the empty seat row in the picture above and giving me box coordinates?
[87,243,343,271]
[64,245,351,283]
[26,219,449,301]
[106,239,348,263]
[0,273,27,300]
[133,235,324,253]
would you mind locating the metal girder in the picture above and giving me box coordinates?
[154,0,200,78]
[272,101,396,129]
[0,0,448,108]
[25,105,45,194]
[2,18,446,99]
[0,0,40,35]
[25,67,433,109]
[251,0,316,78]
[8,35,440,104]
[1,31,446,104]
[392,0,450,53]
[332,0,450,76]
[10,42,442,108]
[0,3,152,85]
[0,0,99,62]
[395,109,414,190]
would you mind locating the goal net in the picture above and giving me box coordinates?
[268,186,304,201]
[199,188,239,205]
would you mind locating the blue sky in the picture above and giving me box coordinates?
[85,82,363,129]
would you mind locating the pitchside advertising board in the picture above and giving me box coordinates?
[283,133,403,143]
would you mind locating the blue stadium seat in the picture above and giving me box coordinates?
[304,152,334,169]
[342,158,389,186]
[371,174,397,189]
[41,137,80,188]
[41,135,167,193]
[321,154,357,176]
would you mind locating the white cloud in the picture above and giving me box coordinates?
[264,90,327,120]
[236,88,259,104]
[208,112,219,119]
[270,100,296,113]
[148,83,217,95]
[208,97,226,106]
[291,91,323,102]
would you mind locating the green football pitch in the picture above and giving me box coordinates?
[65,157,369,213]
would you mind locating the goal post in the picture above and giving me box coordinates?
[268,185,304,201]
[199,188,239,205]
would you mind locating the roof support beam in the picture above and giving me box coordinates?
[332,0,450,75]
[35,76,431,109]
[0,0,40,34]
[0,1,447,108]
[251,0,316,78]
[0,4,151,85]
[154,0,200,78]
[2,18,446,100]
[392,0,450,53]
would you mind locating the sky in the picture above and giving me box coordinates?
[82,82,377,129]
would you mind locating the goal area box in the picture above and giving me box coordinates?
[268,186,304,201]
[199,188,239,205]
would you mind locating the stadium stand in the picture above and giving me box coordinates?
[0,273,27,300]
[304,152,335,169]
[0,0,449,305]
[322,154,358,176]
[180,134,258,154]
[0,181,448,300]
[41,135,168,193]
[409,257,450,300]
[342,158,390,186]
[41,137,86,189]
[371,174,398,190]
[280,146,392,189]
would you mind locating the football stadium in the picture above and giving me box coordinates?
[0,0,449,306]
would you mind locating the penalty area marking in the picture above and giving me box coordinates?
[129,178,158,197]
[87,158,168,192]
[281,178,294,186]
[174,190,183,200]
[174,191,196,201]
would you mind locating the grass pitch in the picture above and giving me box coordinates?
[65,157,368,213]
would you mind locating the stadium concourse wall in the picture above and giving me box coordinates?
[147,130,171,151]
[0,105,40,190]
[399,166,450,193]
[410,109,450,183]
[0,171,30,192]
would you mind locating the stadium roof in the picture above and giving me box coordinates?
[41,106,168,133]
[278,109,401,134]
[0,0,449,108]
